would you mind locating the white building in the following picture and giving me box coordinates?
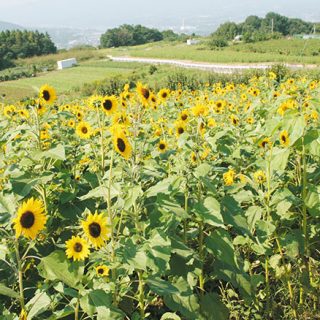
[57,58,77,70]
[187,39,200,45]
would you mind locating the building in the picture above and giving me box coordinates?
[187,39,200,45]
[57,58,77,70]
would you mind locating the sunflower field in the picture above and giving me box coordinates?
[0,74,319,320]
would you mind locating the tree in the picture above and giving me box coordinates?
[212,22,239,41]
[100,25,164,48]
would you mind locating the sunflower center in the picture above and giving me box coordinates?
[281,135,286,142]
[103,99,112,110]
[181,114,188,121]
[20,211,35,229]
[42,90,50,101]
[162,93,167,98]
[97,267,104,274]
[117,138,126,152]
[159,143,166,150]
[262,141,267,148]
[73,242,83,252]
[89,222,101,238]
[141,88,150,99]
[178,127,184,134]
[81,127,88,134]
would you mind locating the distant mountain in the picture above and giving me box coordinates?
[0,21,24,31]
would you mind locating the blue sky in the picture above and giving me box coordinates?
[0,0,319,29]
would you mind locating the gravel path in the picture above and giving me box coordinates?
[108,55,317,74]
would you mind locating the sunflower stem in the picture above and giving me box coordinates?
[138,270,145,319]
[97,108,105,172]
[14,240,25,311]
[34,104,42,151]
[107,149,117,304]
[74,296,79,320]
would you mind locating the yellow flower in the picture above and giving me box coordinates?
[230,115,239,126]
[101,96,118,115]
[113,126,132,160]
[158,140,168,153]
[81,212,110,249]
[65,236,90,261]
[13,198,47,240]
[259,137,272,149]
[96,265,110,277]
[158,88,170,101]
[223,169,236,186]
[175,120,186,136]
[279,130,289,147]
[76,121,93,139]
[39,84,57,104]
[254,170,266,184]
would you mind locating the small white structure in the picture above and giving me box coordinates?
[233,35,243,42]
[57,58,77,70]
[187,39,200,45]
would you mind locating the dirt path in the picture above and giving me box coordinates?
[108,55,318,74]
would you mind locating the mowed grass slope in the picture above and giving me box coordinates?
[106,39,320,64]
[0,60,139,100]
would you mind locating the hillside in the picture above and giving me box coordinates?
[0,20,24,31]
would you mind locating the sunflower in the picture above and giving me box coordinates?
[113,127,132,160]
[65,236,90,261]
[101,96,118,115]
[13,198,47,240]
[39,84,57,104]
[158,88,170,101]
[112,112,130,127]
[37,101,47,115]
[68,119,75,128]
[19,109,29,119]
[3,105,15,118]
[223,169,236,186]
[230,115,239,126]
[179,110,189,122]
[158,140,168,153]
[259,137,271,149]
[96,265,110,277]
[137,82,150,105]
[279,130,289,147]
[76,121,92,139]
[19,309,28,320]
[254,170,266,184]
[175,120,186,136]
[81,212,110,249]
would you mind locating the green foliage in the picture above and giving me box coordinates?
[0,30,56,70]
[211,12,314,45]
[100,24,164,48]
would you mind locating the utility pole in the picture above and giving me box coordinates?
[271,18,274,34]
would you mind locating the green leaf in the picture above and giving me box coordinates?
[206,229,238,269]
[0,193,16,216]
[270,147,290,171]
[194,198,224,228]
[44,144,66,161]
[38,250,84,289]
[147,277,179,295]
[245,206,263,231]
[305,184,320,217]
[200,293,229,320]
[163,277,200,319]
[79,183,119,201]
[0,283,19,299]
[146,176,183,197]
[194,163,211,178]
[26,291,51,319]
[121,239,148,271]
[160,313,181,320]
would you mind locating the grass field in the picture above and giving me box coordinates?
[0,61,140,100]
[105,39,320,64]
[1,38,320,101]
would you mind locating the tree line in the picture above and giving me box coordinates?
[100,24,186,48]
[0,30,56,70]
[210,12,315,47]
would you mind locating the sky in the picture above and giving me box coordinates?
[0,0,319,30]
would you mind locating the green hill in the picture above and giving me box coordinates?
[0,20,24,31]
